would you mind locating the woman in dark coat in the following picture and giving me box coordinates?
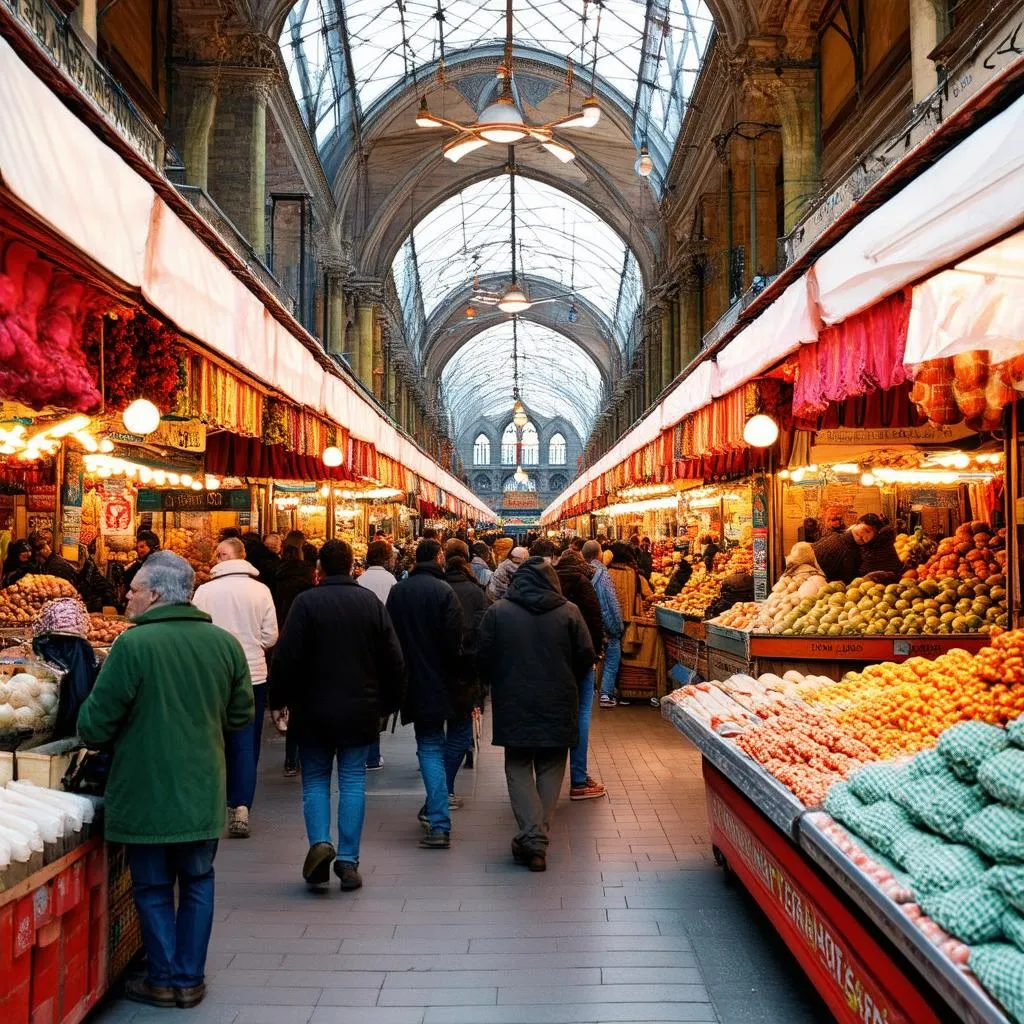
[2,539,33,588]
[478,558,595,871]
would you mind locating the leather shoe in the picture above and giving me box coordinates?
[175,983,206,1008]
[303,842,336,890]
[124,976,176,1008]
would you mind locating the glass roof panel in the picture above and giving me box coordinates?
[441,319,603,438]
[392,174,637,327]
[280,0,714,154]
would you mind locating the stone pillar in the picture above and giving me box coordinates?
[327,277,345,357]
[386,355,397,417]
[173,72,219,191]
[771,69,819,233]
[679,287,702,370]
[909,0,946,102]
[372,317,384,402]
[356,302,374,390]
[660,305,674,387]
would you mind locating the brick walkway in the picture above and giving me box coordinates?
[91,704,830,1024]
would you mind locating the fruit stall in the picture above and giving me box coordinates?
[662,630,1024,1024]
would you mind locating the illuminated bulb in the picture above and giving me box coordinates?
[635,146,654,177]
[791,468,805,483]
[477,96,528,143]
[167,473,180,485]
[743,414,780,448]
[99,438,115,453]
[205,477,220,490]
[191,480,203,491]
[49,415,90,438]
[415,97,444,128]
[861,472,876,487]
[73,431,98,452]
[122,399,161,436]
[512,399,529,429]
[833,463,859,474]
[153,471,166,485]
[320,485,330,497]
[322,446,343,468]
[778,469,790,480]
[139,467,153,483]
[541,141,576,163]
[180,474,193,487]
[498,287,531,314]
[443,136,489,163]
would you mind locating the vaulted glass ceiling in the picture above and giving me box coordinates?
[441,319,603,438]
[391,174,641,349]
[281,0,714,153]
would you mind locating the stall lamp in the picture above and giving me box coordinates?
[743,414,780,448]
[832,463,859,475]
[180,474,193,487]
[511,399,529,429]
[99,438,115,454]
[498,287,531,314]
[167,472,180,486]
[205,477,221,490]
[190,480,204,492]
[860,472,876,487]
[122,399,161,436]
[778,469,790,480]
[322,446,344,468]
[634,146,654,177]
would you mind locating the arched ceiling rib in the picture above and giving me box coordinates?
[441,319,604,438]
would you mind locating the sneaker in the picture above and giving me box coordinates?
[599,695,617,708]
[417,806,430,830]
[334,860,363,892]
[570,777,607,801]
[174,984,206,1009]
[302,842,336,891]
[124,977,176,1008]
[365,757,384,771]
[228,806,250,838]
[283,763,299,778]
[419,830,451,849]
[448,794,464,810]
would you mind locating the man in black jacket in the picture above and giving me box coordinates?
[270,540,405,893]
[813,514,881,584]
[479,558,595,872]
[386,539,464,849]
[442,540,488,804]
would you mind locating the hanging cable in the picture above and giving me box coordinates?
[397,0,419,94]
[508,145,518,287]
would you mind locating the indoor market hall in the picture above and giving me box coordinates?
[1,1,1024,1024]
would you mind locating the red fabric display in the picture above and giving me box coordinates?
[205,431,354,482]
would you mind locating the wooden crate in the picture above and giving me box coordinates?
[707,647,751,681]
[616,665,657,699]
[15,738,81,789]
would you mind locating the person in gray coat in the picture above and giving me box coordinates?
[477,558,595,872]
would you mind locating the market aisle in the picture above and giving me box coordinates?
[91,706,831,1024]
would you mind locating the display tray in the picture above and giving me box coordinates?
[663,702,805,838]
[798,816,1012,1024]
[748,633,990,662]
[654,606,688,634]
[705,622,750,659]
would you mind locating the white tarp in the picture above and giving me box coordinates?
[0,35,154,287]
[713,275,819,396]
[905,228,1024,365]
[813,92,1024,325]
[0,40,493,517]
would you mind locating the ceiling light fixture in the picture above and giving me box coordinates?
[634,145,654,177]
[416,0,596,164]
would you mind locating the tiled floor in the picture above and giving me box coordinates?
[90,704,832,1024]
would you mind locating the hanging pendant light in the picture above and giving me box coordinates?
[498,286,531,313]
[635,145,654,177]
[514,464,529,485]
[477,95,528,144]
[512,398,528,429]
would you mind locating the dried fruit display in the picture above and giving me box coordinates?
[904,521,1005,584]
[159,527,214,586]
[0,576,79,625]
[709,602,761,630]
[87,614,132,645]
[654,547,753,618]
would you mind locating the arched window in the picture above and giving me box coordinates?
[503,474,537,492]
[474,473,492,492]
[548,474,568,492]
[521,422,539,465]
[472,434,491,465]
[548,433,567,465]
[500,422,517,465]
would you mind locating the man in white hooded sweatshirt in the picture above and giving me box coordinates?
[193,537,278,837]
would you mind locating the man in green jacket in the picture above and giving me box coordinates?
[78,550,253,1010]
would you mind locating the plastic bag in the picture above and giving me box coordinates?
[920,883,1006,944]
[847,761,912,805]
[905,843,989,894]
[895,774,989,841]
[979,749,1024,809]
[963,805,1024,864]
[938,721,1009,783]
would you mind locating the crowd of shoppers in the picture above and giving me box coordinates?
[78,525,652,1010]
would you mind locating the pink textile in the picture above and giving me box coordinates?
[793,289,911,417]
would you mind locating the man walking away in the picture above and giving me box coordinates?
[479,557,595,872]
[193,537,278,838]
[442,540,488,805]
[358,539,399,770]
[582,540,624,707]
[553,547,607,801]
[487,545,529,603]
[78,552,252,1009]
[386,539,464,849]
[271,540,404,893]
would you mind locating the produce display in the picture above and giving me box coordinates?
[160,527,214,586]
[87,614,131,645]
[709,602,761,630]
[894,527,937,568]
[813,716,1024,1024]
[655,547,753,618]
[0,575,79,624]
[906,521,1005,583]
[0,663,60,736]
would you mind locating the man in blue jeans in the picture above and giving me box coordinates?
[271,540,405,892]
[387,539,465,849]
[583,541,625,707]
[78,551,253,1009]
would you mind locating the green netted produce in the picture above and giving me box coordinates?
[990,867,1024,915]
[937,721,1009,782]
[919,882,1006,944]
[963,805,1024,863]
[847,761,913,804]
[979,749,1024,809]
[904,842,989,894]
[845,800,917,858]
[823,780,864,828]
[970,944,1024,1023]
[895,774,989,840]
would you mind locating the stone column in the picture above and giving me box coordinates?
[326,277,345,357]
[660,304,674,387]
[172,71,219,191]
[678,286,702,370]
[770,69,819,233]
[372,316,384,402]
[356,302,374,390]
[909,0,946,102]
[386,355,397,417]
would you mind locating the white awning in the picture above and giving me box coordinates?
[812,92,1024,325]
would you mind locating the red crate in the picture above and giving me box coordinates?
[0,840,109,1024]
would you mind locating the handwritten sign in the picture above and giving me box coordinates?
[814,424,974,447]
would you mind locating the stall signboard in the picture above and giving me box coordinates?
[62,450,84,509]
[100,484,135,538]
[152,419,207,453]
[706,768,941,1024]
[502,492,541,511]
[26,485,56,513]
[814,424,975,447]
[137,489,251,513]
[751,475,769,601]
[60,506,81,557]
